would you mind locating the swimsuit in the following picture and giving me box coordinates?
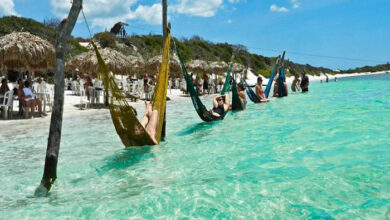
[212,105,225,115]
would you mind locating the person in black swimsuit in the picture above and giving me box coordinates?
[209,94,230,117]
[300,72,309,93]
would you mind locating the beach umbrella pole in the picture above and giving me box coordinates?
[35,0,83,196]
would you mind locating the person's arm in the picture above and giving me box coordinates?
[224,94,230,112]
[212,96,219,107]
[239,91,246,100]
[284,83,288,96]
[255,85,261,99]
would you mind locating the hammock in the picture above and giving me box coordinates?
[231,78,245,110]
[244,80,260,103]
[176,47,232,122]
[264,57,280,98]
[91,33,171,147]
[277,63,287,97]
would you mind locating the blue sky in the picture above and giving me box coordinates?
[1,0,389,70]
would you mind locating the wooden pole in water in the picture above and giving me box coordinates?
[35,0,83,196]
[161,0,168,139]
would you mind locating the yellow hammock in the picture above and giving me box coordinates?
[91,32,171,147]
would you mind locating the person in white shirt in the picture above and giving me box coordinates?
[20,80,44,119]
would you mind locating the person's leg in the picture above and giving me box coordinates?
[140,101,152,127]
[146,110,159,144]
[36,100,45,117]
[26,101,34,118]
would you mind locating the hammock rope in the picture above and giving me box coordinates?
[175,44,232,122]
[83,10,170,146]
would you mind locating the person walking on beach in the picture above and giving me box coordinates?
[291,75,301,92]
[255,76,269,102]
[300,72,309,93]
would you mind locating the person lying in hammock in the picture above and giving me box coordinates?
[131,102,159,144]
[209,94,230,117]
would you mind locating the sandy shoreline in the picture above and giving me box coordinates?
[0,70,388,131]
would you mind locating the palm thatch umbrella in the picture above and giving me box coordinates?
[185,59,209,75]
[66,47,138,76]
[209,61,228,75]
[144,53,181,76]
[0,32,55,72]
[232,63,245,74]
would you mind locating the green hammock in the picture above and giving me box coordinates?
[176,47,232,122]
[231,76,245,111]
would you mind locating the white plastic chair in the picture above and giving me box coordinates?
[0,91,14,119]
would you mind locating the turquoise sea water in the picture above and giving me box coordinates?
[1,74,389,219]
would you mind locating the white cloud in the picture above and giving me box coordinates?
[50,0,227,29]
[51,0,146,29]
[129,4,162,25]
[0,0,19,16]
[228,0,242,3]
[227,19,232,23]
[270,4,289,13]
[291,0,300,9]
[171,0,223,17]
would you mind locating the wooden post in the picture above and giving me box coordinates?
[162,0,167,44]
[160,0,168,139]
[35,0,83,196]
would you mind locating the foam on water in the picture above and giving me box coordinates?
[1,74,389,218]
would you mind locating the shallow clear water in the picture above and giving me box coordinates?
[1,74,389,219]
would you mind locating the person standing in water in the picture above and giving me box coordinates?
[291,75,301,92]
[300,72,309,93]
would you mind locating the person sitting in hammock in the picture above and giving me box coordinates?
[209,94,230,117]
[255,76,270,102]
[131,102,159,144]
[237,82,247,106]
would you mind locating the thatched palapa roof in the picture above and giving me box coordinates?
[66,48,142,75]
[232,63,246,73]
[209,61,228,74]
[144,53,181,75]
[0,32,55,72]
[186,59,209,74]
